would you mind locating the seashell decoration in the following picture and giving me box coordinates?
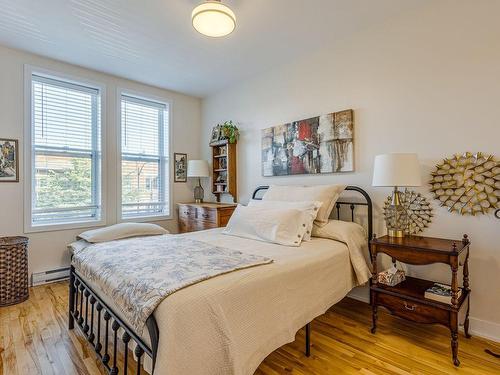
[429,152,499,215]
[383,189,433,235]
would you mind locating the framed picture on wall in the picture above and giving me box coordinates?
[174,153,188,182]
[0,138,19,182]
[261,109,354,176]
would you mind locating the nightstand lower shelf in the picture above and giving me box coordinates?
[371,277,471,367]
[372,276,470,312]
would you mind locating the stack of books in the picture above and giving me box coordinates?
[425,283,462,304]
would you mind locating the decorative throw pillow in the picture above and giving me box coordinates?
[78,223,168,243]
[222,205,310,246]
[262,184,346,225]
[247,199,322,241]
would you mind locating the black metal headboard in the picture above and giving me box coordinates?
[251,185,373,247]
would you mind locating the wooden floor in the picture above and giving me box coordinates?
[1,282,499,375]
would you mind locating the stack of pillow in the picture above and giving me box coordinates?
[223,185,346,246]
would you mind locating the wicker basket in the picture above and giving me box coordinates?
[0,236,29,307]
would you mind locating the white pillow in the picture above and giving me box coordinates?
[78,223,168,243]
[222,205,310,246]
[247,199,322,241]
[262,184,346,226]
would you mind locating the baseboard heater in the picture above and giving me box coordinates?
[32,267,70,286]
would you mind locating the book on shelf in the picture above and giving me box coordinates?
[424,283,462,304]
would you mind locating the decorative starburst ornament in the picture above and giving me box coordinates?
[429,152,499,215]
[383,189,433,235]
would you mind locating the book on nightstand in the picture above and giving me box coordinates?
[425,283,462,304]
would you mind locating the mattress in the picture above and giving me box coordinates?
[77,228,363,375]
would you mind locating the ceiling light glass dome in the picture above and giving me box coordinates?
[192,0,236,38]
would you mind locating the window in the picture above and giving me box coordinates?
[120,94,169,219]
[27,73,102,229]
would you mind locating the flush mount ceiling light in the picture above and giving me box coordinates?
[192,0,236,37]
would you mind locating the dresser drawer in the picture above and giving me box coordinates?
[179,205,196,219]
[377,292,450,325]
[178,217,190,233]
[192,220,217,231]
[197,207,217,223]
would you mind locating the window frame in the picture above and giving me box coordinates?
[24,65,107,233]
[116,88,173,222]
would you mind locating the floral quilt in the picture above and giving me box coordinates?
[72,235,273,333]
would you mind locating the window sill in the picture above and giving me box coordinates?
[24,219,106,234]
[120,214,172,223]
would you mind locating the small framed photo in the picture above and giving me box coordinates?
[0,138,19,182]
[210,125,220,144]
[174,153,187,182]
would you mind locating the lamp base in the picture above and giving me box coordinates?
[388,229,405,238]
[194,184,204,203]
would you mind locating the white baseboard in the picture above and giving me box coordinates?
[468,317,500,343]
[348,289,369,303]
[345,290,500,343]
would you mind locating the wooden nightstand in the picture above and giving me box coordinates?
[177,202,237,233]
[370,234,471,366]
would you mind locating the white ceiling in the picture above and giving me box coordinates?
[0,0,427,97]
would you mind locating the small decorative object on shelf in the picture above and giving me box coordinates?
[383,189,433,235]
[370,234,471,366]
[377,266,406,287]
[372,153,422,237]
[0,236,29,306]
[429,152,499,216]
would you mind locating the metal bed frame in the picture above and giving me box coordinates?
[68,185,373,374]
[252,185,373,357]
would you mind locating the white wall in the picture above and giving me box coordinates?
[202,1,500,340]
[0,45,202,279]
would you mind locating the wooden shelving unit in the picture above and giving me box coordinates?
[210,139,237,202]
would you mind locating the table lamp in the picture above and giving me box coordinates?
[187,160,209,203]
[372,153,421,237]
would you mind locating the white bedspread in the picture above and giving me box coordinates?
[78,228,369,375]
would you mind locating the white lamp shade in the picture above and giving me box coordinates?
[192,1,236,38]
[372,153,421,187]
[187,160,209,178]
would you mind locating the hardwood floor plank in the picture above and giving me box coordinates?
[1,282,499,375]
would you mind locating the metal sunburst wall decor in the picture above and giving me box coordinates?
[383,189,433,235]
[429,152,499,216]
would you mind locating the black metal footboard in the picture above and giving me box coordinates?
[68,266,159,375]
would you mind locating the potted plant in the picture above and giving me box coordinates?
[218,121,240,143]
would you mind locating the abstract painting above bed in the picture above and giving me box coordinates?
[261,109,354,176]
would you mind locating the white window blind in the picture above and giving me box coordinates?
[120,95,169,218]
[31,74,101,225]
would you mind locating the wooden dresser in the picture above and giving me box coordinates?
[177,202,237,233]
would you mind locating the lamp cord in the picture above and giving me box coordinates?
[485,349,500,358]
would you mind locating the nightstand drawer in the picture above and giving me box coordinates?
[378,293,449,325]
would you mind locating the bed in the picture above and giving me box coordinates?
[68,185,373,375]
